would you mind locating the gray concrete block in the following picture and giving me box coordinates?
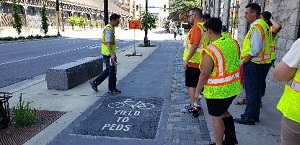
[46,57,103,90]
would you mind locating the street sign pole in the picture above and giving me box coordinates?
[126,20,142,57]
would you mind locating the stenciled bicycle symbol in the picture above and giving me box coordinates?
[108,99,155,109]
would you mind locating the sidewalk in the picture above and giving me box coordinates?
[1,29,283,145]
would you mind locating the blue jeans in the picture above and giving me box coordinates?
[93,55,116,90]
[243,62,271,119]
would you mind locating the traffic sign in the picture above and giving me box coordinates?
[129,20,141,29]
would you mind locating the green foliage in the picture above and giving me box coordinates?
[40,5,49,35]
[140,12,157,31]
[77,17,86,28]
[230,18,239,28]
[95,20,99,28]
[12,0,23,35]
[169,0,202,22]
[0,35,57,41]
[90,20,95,28]
[12,94,37,127]
[69,16,77,30]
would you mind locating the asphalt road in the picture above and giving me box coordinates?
[0,37,134,88]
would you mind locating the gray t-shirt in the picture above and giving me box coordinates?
[104,26,114,43]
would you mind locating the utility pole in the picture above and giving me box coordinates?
[144,0,148,46]
[61,0,64,32]
[55,0,61,36]
[104,0,108,25]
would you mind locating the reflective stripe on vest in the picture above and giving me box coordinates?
[205,44,241,86]
[287,79,300,92]
[277,70,300,123]
[252,24,269,63]
[201,37,242,99]
[242,19,271,64]
[270,45,275,52]
[182,21,209,63]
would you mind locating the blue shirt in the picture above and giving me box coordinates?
[249,19,263,56]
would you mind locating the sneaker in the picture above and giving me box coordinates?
[108,89,121,94]
[89,81,98,92]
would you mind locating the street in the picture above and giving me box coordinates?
[0,35,135,88]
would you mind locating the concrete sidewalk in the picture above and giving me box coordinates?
[1,30,284,145]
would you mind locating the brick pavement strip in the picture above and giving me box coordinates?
[165,43,211,145]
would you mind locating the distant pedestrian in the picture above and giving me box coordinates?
[273,38,300,145]
[173,23,178,40]
[89,13,121,94]
[234,3,272,125]
[195,17,240,145]
[182,7,209,113]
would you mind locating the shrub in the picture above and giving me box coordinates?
[12,94,37,127]
[12,0,23,35]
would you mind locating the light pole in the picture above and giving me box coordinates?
[143,0,148,46]
[61,0,64,32]
[104,0,108,25]
[55,0,61,36]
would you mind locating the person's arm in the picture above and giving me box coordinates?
[270,18,282,34]
[273,62,296,82]
[273,39,300,82]
[195,51,213,96]
[242,29,263,63]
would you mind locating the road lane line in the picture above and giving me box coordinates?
[0,44,100,66]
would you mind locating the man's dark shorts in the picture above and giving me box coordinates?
[206,95,236,116]
[185,67,200,87]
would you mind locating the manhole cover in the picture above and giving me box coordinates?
[72,96,164,139]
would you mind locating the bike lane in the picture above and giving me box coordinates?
[47,40,211,145]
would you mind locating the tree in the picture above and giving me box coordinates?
[169,0,202,22]
[12,0,22,35]
[140,12,157,46]
[40,5,49,35]
[69,16,77,30]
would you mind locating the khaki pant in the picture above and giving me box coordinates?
[281,116,300,145]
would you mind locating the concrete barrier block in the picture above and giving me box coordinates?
[46,57,103,90]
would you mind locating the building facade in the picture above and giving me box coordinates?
[0,0,130,31]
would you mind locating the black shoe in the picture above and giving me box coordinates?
[89,81,98,92]
[234,115,255,125]
[223,140,238,145]
[108,89,121,94]
[241,114,259,122]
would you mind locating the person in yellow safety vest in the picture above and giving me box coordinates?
[182,7,210,113]
[90,13,121,94]
[195,18,241,145]
[234,3,272,125]
[236,11,283,106]
[261,11,282,65]
[273,38,300,145]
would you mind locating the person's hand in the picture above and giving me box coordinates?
[183,61,188,70]
[110,54,116,63]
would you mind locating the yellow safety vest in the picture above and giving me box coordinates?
[222,32,231,38]
[182,21,209,63]
[242,18,272,64]
[277,70,300,123]
[270,26,277,60]
[201,37,242,99]
[101,24,116,55]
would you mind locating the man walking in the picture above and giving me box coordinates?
[90,13,121,94]
[182,8,209,113]
[195,18,240,145]
[234,3,272,125]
